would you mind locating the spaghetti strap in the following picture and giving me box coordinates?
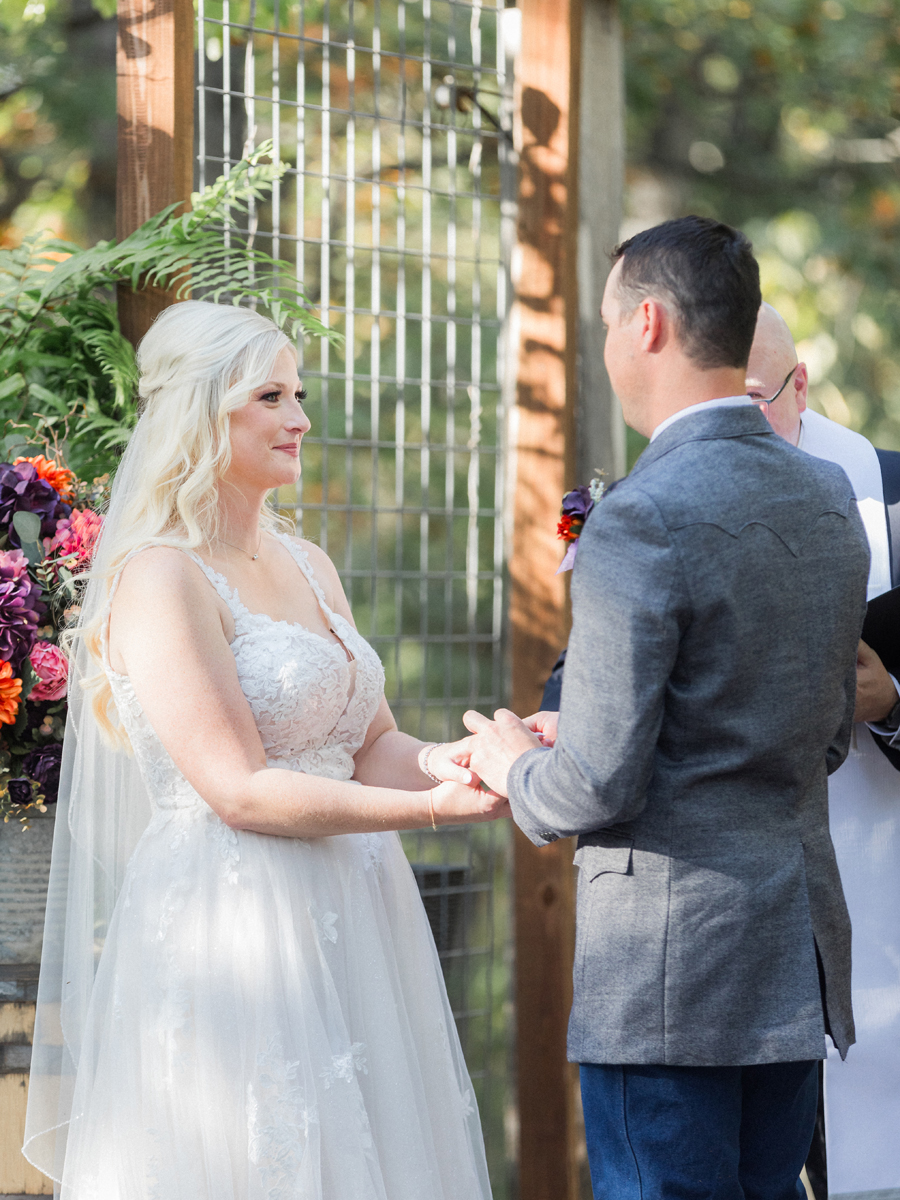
[181,549,243,613]
[276,533,333,615]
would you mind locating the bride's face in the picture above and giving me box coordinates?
[225,346,312,491]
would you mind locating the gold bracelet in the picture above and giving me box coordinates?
[428,789,437,830]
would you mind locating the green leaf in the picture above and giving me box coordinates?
[0,373,26,402]
[19,660,38,703]
[12,510,41,544]
[27,382,69,414]
[12,693,29,738]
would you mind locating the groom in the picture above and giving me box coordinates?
[465,216,871,1197]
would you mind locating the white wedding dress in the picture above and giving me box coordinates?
[58,535,492,1200]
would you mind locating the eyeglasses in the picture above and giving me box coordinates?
[748,364,797,415]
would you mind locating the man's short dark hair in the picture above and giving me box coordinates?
[612,216,761,370]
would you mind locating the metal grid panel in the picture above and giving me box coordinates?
[195,3,517,1192]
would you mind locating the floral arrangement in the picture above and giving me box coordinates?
[556,474,606,574]
[0,451,106,826]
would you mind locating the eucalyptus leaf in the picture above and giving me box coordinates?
[12,510,41,543]
[57,564,77,597]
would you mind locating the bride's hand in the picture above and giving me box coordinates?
[418,736,480,785]
[430,778,511,826]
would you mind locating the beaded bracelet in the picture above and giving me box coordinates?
[420,742,446,784]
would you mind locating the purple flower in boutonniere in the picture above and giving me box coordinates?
[556,474,606,574]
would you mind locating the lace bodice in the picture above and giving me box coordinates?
[105,535,385,811]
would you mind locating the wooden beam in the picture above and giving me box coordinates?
[509,1,583,1197]
[116,0,194,347]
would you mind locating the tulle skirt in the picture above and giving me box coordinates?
[59,804,492,1199]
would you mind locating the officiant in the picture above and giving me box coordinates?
[746,303,900,1200]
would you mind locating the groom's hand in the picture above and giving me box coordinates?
[462,708,542,797]
[522,710,559,747]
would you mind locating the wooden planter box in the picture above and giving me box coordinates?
[0,812,55,1197]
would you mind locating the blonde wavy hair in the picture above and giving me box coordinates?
[78,300,295,746]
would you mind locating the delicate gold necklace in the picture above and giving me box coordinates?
[218,533,263,561]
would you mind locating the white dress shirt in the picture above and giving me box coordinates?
[649,395,756,443]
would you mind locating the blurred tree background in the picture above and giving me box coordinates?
[0,0,116,247]
[7,0,900,452]
[8,0,900,478]
[621,0,900,461]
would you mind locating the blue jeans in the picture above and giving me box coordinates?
[580,1060,819,1200]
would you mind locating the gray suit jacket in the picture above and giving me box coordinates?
[508,404,870,1066]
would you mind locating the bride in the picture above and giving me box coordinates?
[24,300,506,1198]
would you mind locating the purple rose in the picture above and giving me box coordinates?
[0,550,45,671]
[22,743,63,804]
[0,461,71,545]
[561,485,594,522]
[7,777,34,806]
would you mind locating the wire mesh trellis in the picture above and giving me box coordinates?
[194,1,518,1192]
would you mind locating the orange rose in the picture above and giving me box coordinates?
[0,660,22,726]
[14,454,76,503]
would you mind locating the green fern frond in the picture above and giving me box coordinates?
[0,144,335,476]
[35,143,333,346]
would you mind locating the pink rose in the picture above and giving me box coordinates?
[29,640,68,702]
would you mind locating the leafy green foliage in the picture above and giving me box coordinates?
[622,0,900,449]
[0,143,336,478]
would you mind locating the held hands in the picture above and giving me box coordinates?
[854,639,899,724]
[462,708,543,797]
[429,777,512,825]
[417,737,511,825]
[416,708,550,824]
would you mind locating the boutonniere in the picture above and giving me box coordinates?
[556,474,606,574]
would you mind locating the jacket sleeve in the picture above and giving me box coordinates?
[826,618,861,777]
[826,498,870,776]
[507,484,683,845]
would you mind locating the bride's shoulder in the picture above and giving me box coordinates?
[283,535,337,577]
[282,536,344,602]
[114,546,217,614]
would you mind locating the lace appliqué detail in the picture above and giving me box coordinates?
[357,833,385,872]
[247,1037,319,1200]
[310,907,339,945]
[320,1042,368,1089]
[208,814,240,883]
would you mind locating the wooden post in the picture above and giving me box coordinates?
[116,0,194,347]
[576,0,626,486]
[510,1,624,1197]
[509,1,582,1197]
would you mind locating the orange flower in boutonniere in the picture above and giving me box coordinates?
[0,660,23,726]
